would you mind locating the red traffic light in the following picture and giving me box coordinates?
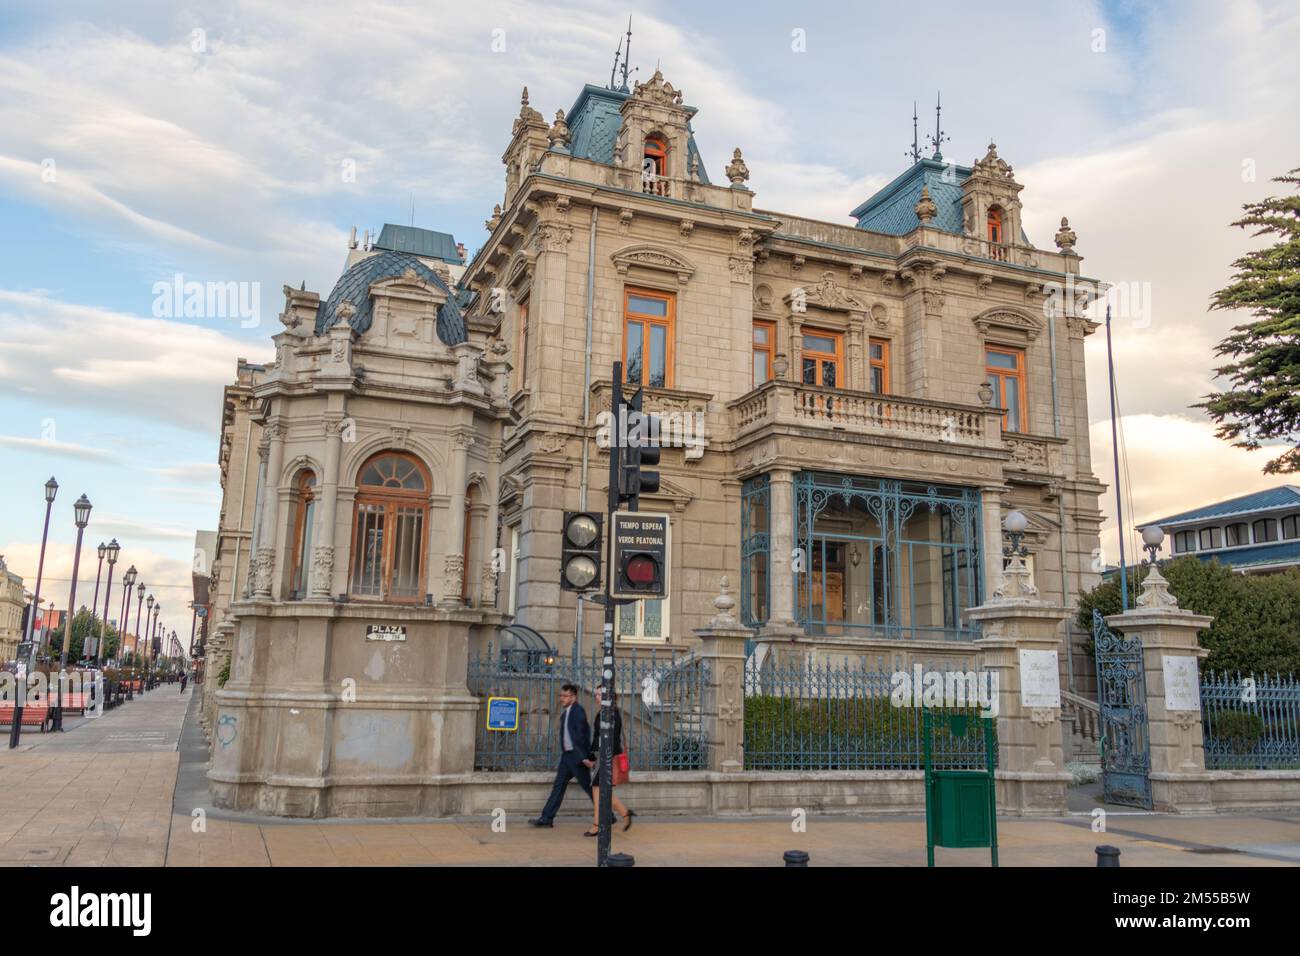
[625,555,658,585]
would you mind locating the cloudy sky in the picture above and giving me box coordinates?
[0,0,1297,632]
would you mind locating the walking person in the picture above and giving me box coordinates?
[584,686,634,837]
[529,683,593,827]
[179,672,188,694]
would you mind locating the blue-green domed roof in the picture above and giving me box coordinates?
[316,250,466,345]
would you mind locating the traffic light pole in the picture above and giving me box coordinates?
[596,362,624,867]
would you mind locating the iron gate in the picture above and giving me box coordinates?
[1092,609,1152,809]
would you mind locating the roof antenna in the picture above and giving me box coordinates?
[619,16,632,92]
[609,31,623,89]
[905,101,921,164]
[409,192,415,227]
[926,91,949,162]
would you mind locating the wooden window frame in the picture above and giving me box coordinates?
[985,344,1027,433]
[1252,518,1277,544]
[623,286,675,389]
[643,135,667,178]
[987,206,1004,244]
[801,327,845,389]
[349,451,430,604]
[289,470,318,600]
[868,336,890,394]
[753,319,775,387]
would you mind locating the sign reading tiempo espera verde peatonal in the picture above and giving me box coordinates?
[609,512,669,600]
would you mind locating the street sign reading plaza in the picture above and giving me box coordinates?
[486,696,519,731]
[365,625,407,642]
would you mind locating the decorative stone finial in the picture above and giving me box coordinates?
[485,203,502,233]
[914,185,938,225]
[725,147,750,188]
[547,109,570,151]
[521,86,530,108]
[1136,564,1181,610]
[711,576,738,626]
[977,381,994,406]
[1054,216,1077,253]
[689,152,700,183]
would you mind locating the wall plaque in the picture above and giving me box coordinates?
[366,625,407,642]
[1018,649,1061,709]
[1162,655,1201,711]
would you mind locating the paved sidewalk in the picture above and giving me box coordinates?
[0,684,191,866]
[5,687,1300,867]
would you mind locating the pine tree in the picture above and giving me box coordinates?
[1198,167,1300,472]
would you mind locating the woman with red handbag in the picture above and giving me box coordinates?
[583,686,635,837]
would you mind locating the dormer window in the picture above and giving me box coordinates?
[642,135,669,195]
[987,206,1004,244]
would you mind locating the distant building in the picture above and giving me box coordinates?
[1143,486,1300,574]
[0,556,24,662]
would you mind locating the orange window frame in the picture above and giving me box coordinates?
[801,328,844,388]
[868,337,890,393]
[753,319,775,386]
[644,136,667,177]
[623,287,675,388]
[987,207,1004,244]
[349,452,430,604]
[985,345,1027,432]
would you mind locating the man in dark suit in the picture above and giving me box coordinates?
[529,683,594,827]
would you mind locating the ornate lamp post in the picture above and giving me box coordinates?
[9,477,58,748]
[54,493,93,732]
[96,540,120,666]
[120,565,137,697]
[88,542,106,662]
[996,509,1037,600]
[149,601,161,688]
[1140,525,1165,566]
[143,594,154,691]
[134,583,146,692]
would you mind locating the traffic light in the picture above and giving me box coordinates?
[619,388,660,512]
[560,511,603,591]
[610,512,669,600]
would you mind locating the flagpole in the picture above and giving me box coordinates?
[1105,304,1128,610]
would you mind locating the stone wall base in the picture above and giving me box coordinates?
[1205,770,1300,812]
[208,769,1069,819]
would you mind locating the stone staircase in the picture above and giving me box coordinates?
[1062,689,1102,765]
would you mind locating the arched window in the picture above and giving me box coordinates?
[290,470,317,599]
[644,135,667,177]
[987,206,1004,244]
[350,452,429,602]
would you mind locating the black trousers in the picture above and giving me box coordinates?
[539,750,593,822]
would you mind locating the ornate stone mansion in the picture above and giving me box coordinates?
[204,70,1105,816]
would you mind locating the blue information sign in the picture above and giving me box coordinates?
[486,696,519,732]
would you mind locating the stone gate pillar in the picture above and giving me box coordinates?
[1106,565,1213,812]
[965,553,1070,815]
[693,577,749,774]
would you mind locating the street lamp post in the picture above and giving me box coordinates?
[143,594,154,691]
[134,583,146,694]
[120,566,137,698]
[10,477,58,748]
[96,540,120,666]
[54,494,93,732]
[149,601,161,688]
[88,542,106,663]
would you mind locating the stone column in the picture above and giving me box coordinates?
[1105,565,1214,812]
[311,416,344,599]
[694,578,749,774]
[765,469,798,629]
[441,432,473,607]
[965,553,1070,815]
[980,488,1003,602]
[252,420,284,599]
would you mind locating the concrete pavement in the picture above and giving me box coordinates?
[3,684,1300,866]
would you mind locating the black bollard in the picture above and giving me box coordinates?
[784,850,809,867]
[1095,845,1121,867]
[607,853,635,867]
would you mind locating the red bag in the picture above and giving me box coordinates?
[614,752,630,785]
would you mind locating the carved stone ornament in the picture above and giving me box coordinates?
[310,546,334,596]
[711,576,738,626]
[794,270,865,311]
[536,432,567,454]
[443,553,465,602]
[251,547,275,597]
[679,219,695,240]
[1054,216,1077,253]
[485,203,503,233]
[1030,708,1057,728]
[728,256,753,283]
[971,142,1016,182]
[914,185,938,225]
[631,69,684,107]
[610,243,696,284]
[512,86,545,135]
[547,109,571,151]
[992,553,1039,602]
[1136,563,1182,610]
[725,148,750,187]
[972,308,1043,341]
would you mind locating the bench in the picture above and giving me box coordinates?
[0,703,52,732]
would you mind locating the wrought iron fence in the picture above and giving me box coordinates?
[467,643,708,772]
[743,654,994,771]
[1201,671,1300,770]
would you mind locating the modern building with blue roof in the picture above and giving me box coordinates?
[1144,486,1300,573]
